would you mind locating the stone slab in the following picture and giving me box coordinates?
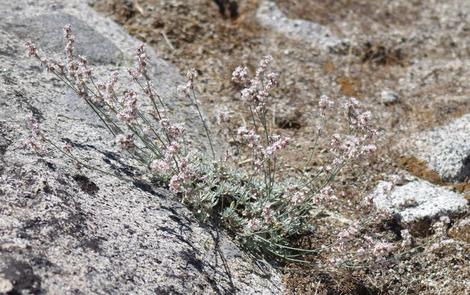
[5,14,121,65]
[371,180,468,234]
[256,0,343,49]
[407,114,470,182]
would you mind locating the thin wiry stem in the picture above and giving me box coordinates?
[44,137,125,179]
[189,88,216,159]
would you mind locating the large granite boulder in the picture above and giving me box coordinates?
[0,0,283,294]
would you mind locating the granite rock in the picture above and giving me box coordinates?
[406,114,470,182]
[380,89,400,105]
[371,180,468,235]
[256,0,343,49]
[5,14,121,65]
[0,0,283,294]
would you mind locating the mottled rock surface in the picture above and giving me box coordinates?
[0,0,221,155]
[256,0,342,49]
[404,114,470,182]
[371,180,468,234]
[0,0,283,294]
[4,14,121,65]
[86,0,470,293]
[380,89,400,105]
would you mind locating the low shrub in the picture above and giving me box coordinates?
[25,25,376,262]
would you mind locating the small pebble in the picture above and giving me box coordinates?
[381,89,400,105]
[0,277,13,293]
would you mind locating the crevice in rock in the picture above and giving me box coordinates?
[16,96,44,122]
[132,180,160,196]
[62,137,139,177]
[0,257,42,294]
[455,153,470,182]
[79,236,105,253]
[62,137,96,150]
[72,174,99,195]
[0,124,11,156]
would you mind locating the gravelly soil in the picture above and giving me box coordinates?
[91,0,469,293]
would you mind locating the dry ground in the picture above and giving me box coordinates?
[91,0,470,293]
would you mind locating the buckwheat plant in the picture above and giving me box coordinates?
[26,25,376,262]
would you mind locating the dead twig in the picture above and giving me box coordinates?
[133,0,144,16]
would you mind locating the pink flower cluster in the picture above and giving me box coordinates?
[330,134,361,159]
[400,229,413,247]
[328,98,377,161]
[264,135,289,156]
[345,97,376,136]
[245,218,262,232]
[26,25,91,95]
[318,94,334,112]
[432,216,450,236]
[97,72,119,103]
[334,223,397,265]
[236,117,289,188]
[115,134,135,150]
[150,141,181,173]
[26,113,43,152]
[231,66,248,84]
[136,45,148,77]
[25,41,65,75]
[117,90,138,123]
[369,239,396,262]
[177,69,198,96]
[336,222,360,248]
[160,119,184,140]
[214,107,231,126]
[62,25,92,93]
[150,159,169,172]
[169,158,192,193]
[312,186,335,204]
[256,55,274,77]
[237,126,261,149]
[127,45,163,111]
[288,189,307,206]
[76,56,91,83]
[64,24,74,62]
[25,41,37,58]
[261,203,276,224]
[128,44,149,79]
[237,127,289,159]
[233,55,278,113]
[339,226,357,241]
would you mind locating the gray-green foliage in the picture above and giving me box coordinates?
[26,25,376,262]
